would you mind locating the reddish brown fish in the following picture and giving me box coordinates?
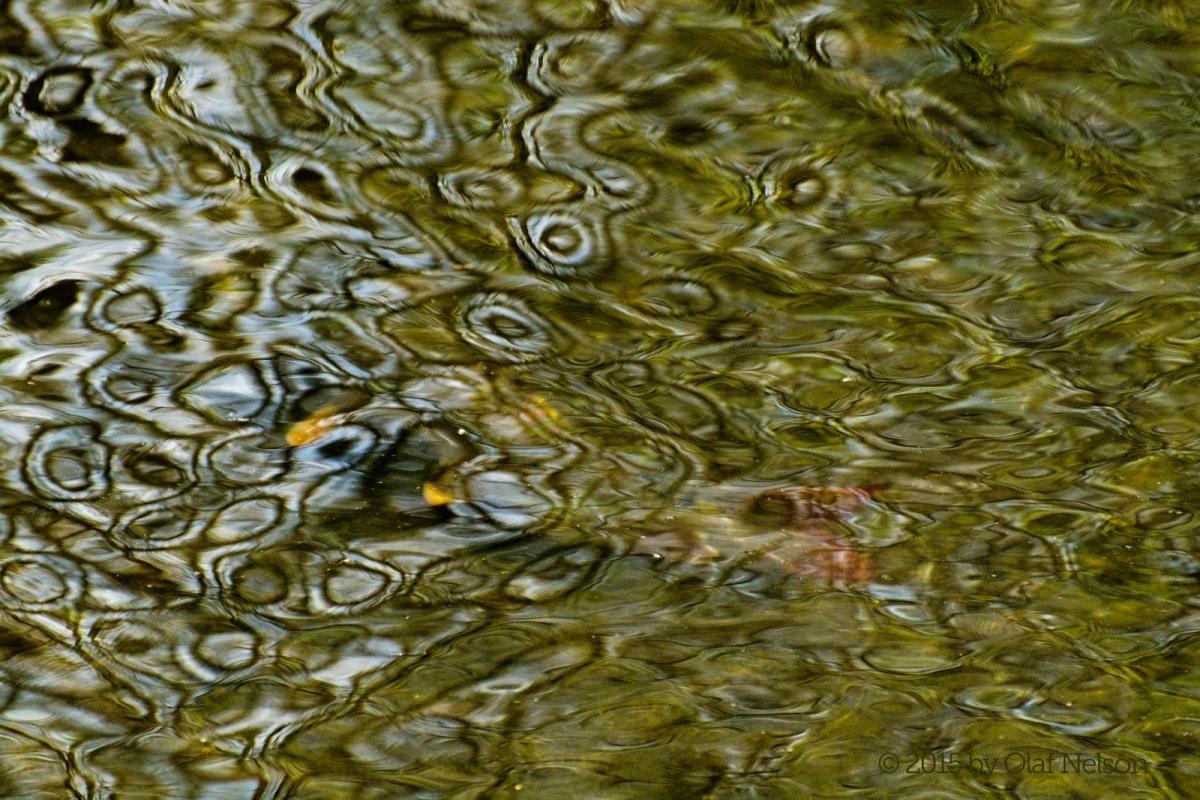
[760,520,874,585]
[751,484,886,522]
[751,485,882,585]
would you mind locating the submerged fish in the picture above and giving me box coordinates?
[632,483,882,586]
[750,485,880,585]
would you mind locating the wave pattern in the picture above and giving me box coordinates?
[0,0,1198,797]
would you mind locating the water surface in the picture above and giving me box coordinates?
[0,0,1199,797]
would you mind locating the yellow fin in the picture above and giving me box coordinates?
[286,404,346,447]
[422,483,455,506]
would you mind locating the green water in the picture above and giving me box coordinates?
[0,0,1199,797]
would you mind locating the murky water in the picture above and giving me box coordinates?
[1,0,1199,797]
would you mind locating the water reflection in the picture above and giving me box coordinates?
[0,0,1199,797]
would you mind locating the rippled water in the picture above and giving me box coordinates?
[2,0,1200,797]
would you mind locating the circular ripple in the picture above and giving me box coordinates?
[23,424,111,500]
[86,351,189,416]
[203,496,288,545]
[189,626,262,674]
[215,548,402,617]
[98,287,163,327]
[592,359,661,397]
[110,439,197,502]
[510,211,609,277]
[173,139,240,192]
[787,17,860,69]
[633,277,721,318]
[221,551,298,611]
[311,553,404,614]
[759,152,842,216]
[0,555,83,609]
[265,159,358,221]
[109,502,201,551]
[528,32,624,96]
[437,168,525,210]
[457,292,559,363]
[208,433,291,486]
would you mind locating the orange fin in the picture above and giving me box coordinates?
[286,403,347,447]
